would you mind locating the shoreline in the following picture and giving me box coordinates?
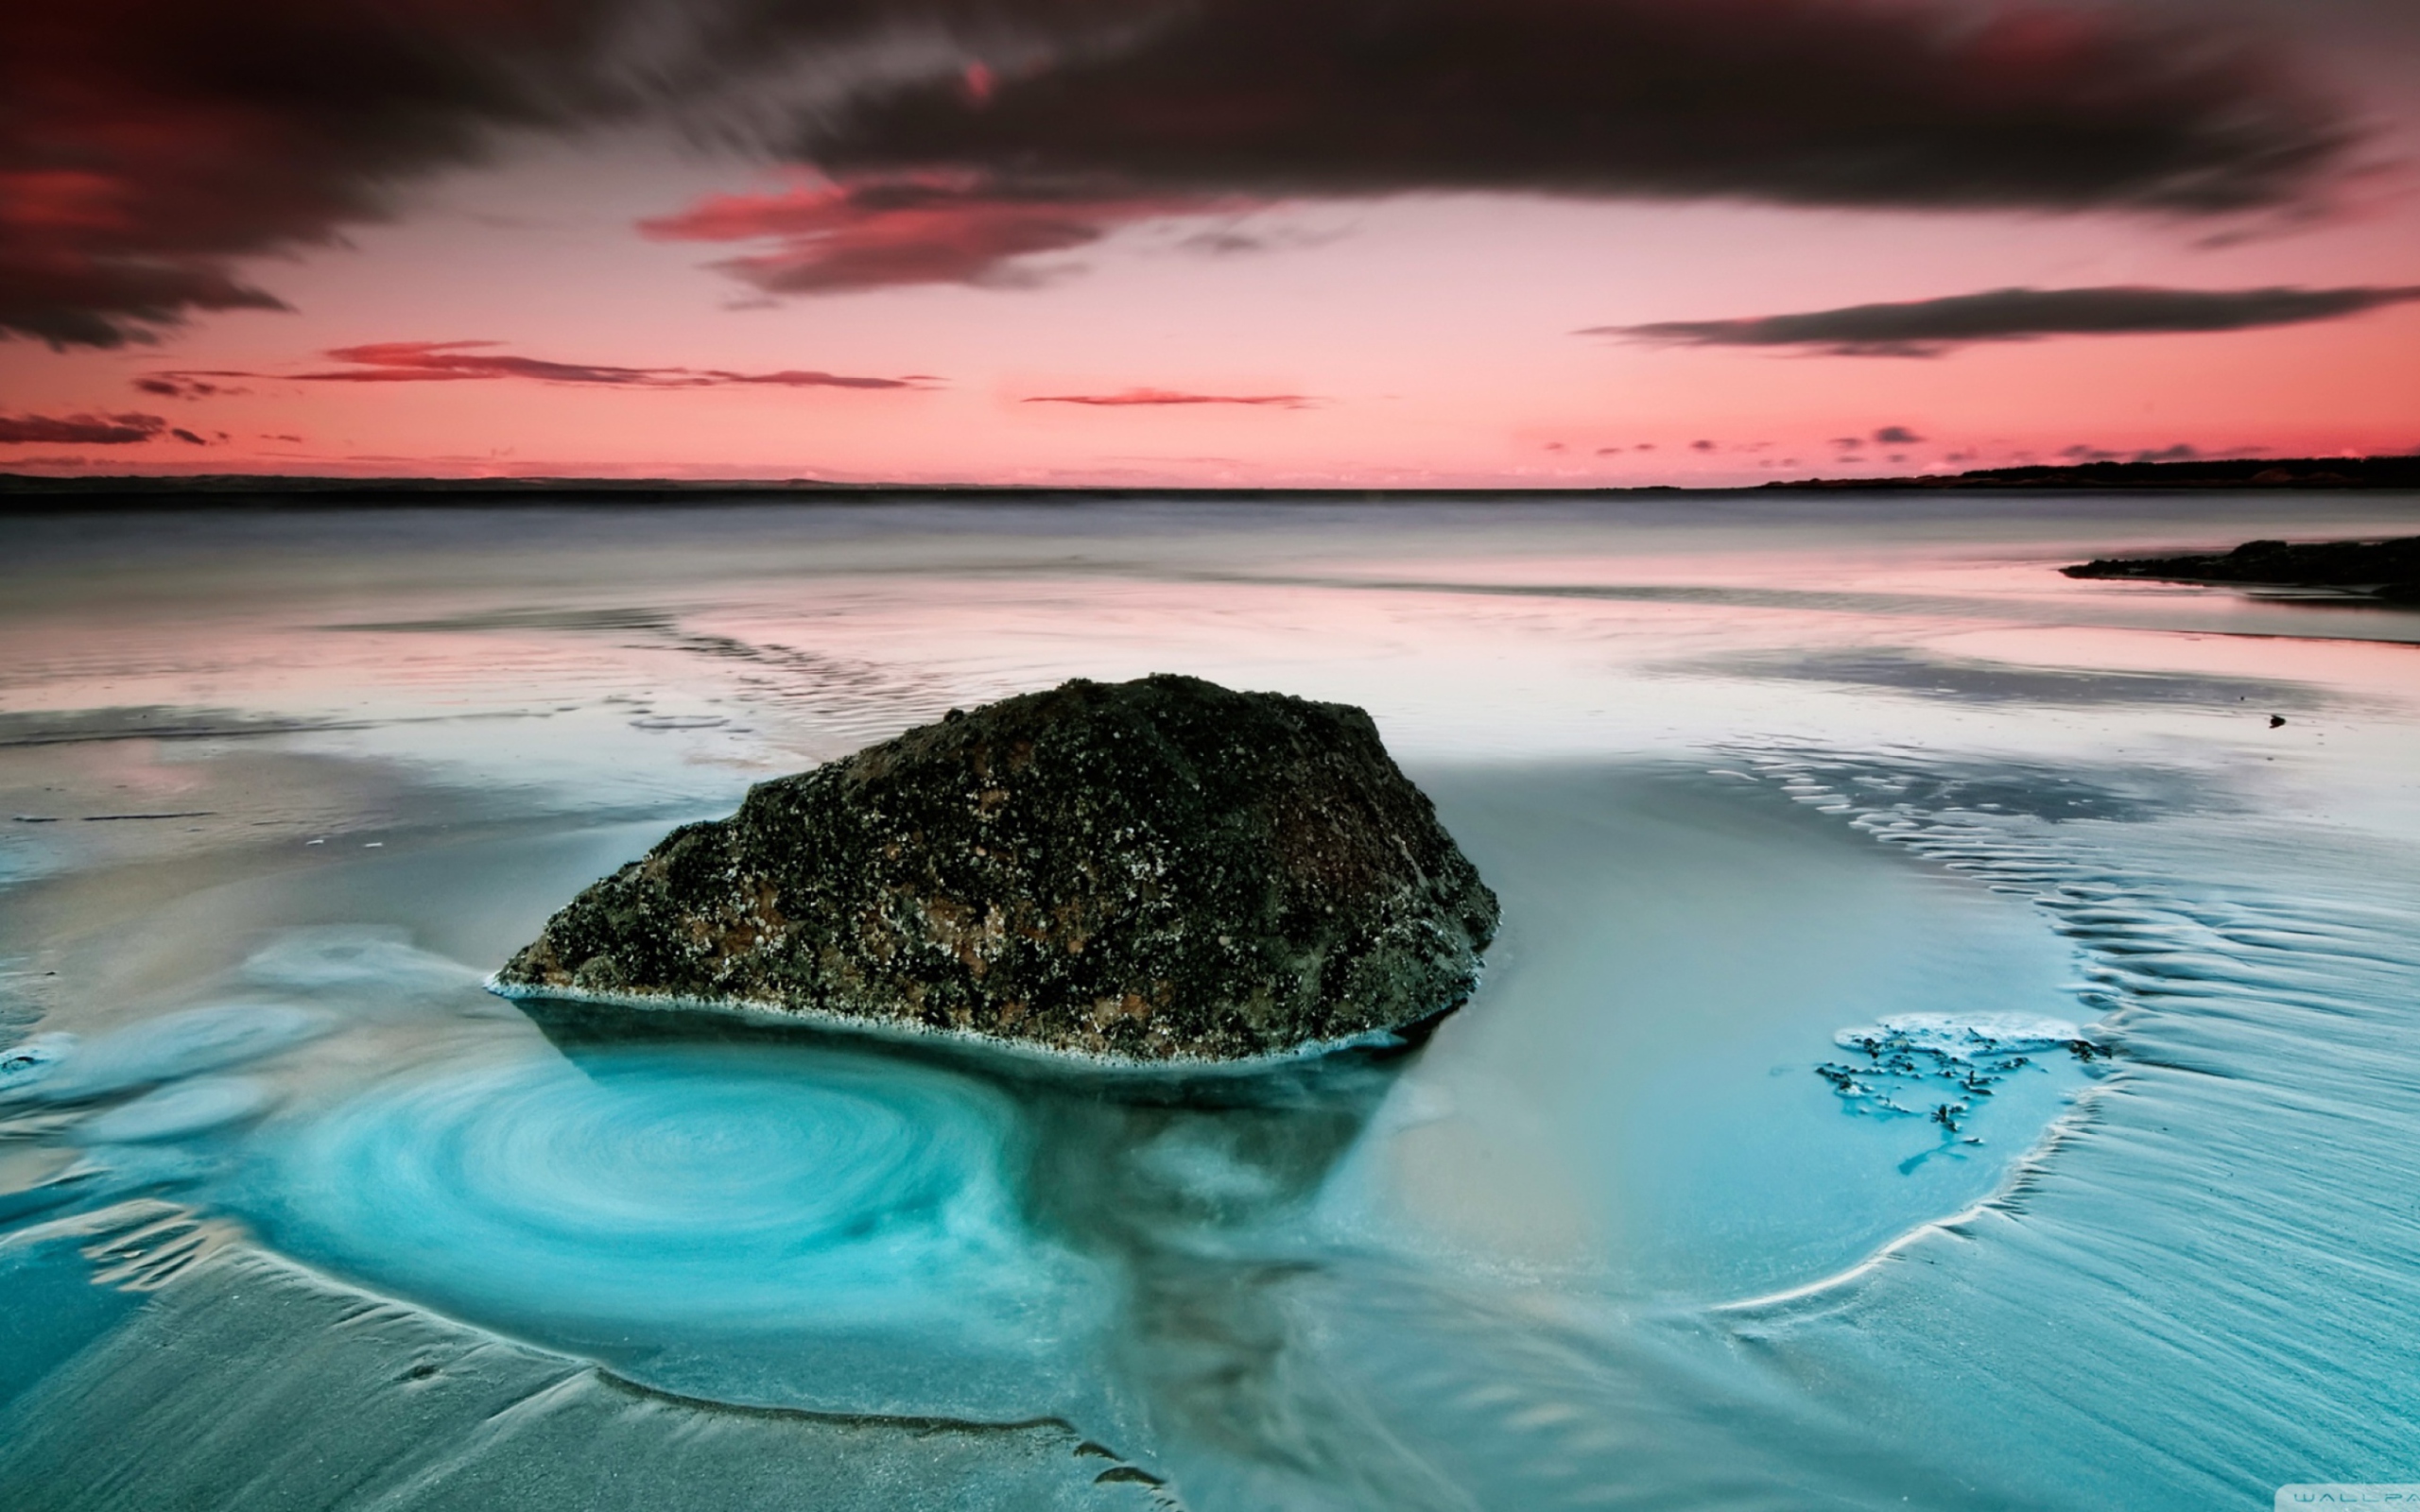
[5,453,2417,511]
[485,972,1454,1083]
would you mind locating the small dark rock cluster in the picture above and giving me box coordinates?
[493,675,1498,1063]
[1818,1023,2103,1138]
[2063,535,2420,604]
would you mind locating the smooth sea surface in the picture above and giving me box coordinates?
[1,493,2416,1509]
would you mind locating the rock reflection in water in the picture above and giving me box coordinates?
[1013,1050,1444,1508]
[514,999,1448,1504]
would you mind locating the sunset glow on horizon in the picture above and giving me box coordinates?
[4,0,2417,487]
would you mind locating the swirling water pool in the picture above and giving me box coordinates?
[2,494,2416,1509]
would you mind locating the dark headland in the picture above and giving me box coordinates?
[4,453,2415,510]
[1764,453,2420,492]
[493,675,1500,1065]
[2065,535,2420,603]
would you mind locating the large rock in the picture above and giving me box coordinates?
[493,676,1498,1062]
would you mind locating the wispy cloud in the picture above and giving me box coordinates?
[0,410,167,445]
[1022,388,1311,408]
[2061,441,2208,463]
[1587,284,2420,356]
[147,343,927,390]
[132,374,244,400]
[642,179,1236,296]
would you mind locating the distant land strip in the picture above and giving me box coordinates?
[1,454,2415,509]
[1767,455,2420,491]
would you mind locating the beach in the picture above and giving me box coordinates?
[4,491,2418,1508]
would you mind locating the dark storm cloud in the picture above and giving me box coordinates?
[1874,425,1925,443]
[807,1,2351,214]
[1591,284,2420,356]
[0,0,653,350]
[1023,388,1310,408]
[0,410,167,444]
[700,0,2365,293]
[159,342,925,388]
[0,0,2374,339]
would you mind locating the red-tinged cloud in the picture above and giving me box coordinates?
[1591,284,2420,355]
[640,179,1232,294]
[664,0,2366,296]
[0,1,644,349]
[0,410,167,444]
[5,0,2368,339]
[1023,387,1310,407]
[147,342,925,389]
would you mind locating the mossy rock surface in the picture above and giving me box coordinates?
[494,675,1498,1062]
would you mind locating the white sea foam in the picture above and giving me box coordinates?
[1832,1013,2084,1059]
[0,1033,74,1096]
[240,927,479,999]
[12,1005,330,1104]
[77,1077,274,1143]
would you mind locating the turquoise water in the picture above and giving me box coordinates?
[243,1041,1118,1418]
[2,494,2416,1507]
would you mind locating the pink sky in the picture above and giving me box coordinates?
[4,0,2417,486]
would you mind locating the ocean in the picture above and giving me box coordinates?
[3,491,2416,1509]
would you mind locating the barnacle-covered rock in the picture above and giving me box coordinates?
[493,675,1498,1062]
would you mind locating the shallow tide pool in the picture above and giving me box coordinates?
[3,493,2417,1509]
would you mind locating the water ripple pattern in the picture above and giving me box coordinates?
[1726,747,2420,1503]
[247,1043,1080,1345]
